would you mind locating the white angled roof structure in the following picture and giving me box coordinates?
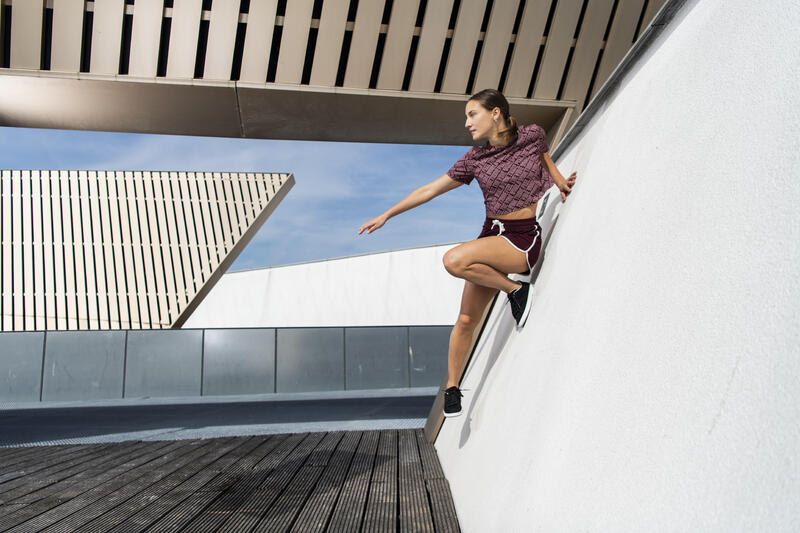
[0,170,294,331]
[0,0,667,146]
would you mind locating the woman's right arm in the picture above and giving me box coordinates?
[358,174,463,235]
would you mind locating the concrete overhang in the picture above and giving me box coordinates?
[0,70,571,145]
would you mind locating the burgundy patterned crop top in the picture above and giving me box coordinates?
[446,123,553,216]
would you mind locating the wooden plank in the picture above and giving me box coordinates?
[425,478,461,533]
[408,0,453,92]
[204,0,241,80]
[9,0,45,70]
[309,0,349,87]
[326,430,379,532]
[166,0,203,79]
[561,0,616,111]
[342,0,385,88]
[533,0,584,99]
[398,429,435,532]
[638,0,668,39]
[591,0,647,100]
[51,0,84,72]
[440,0,487,94]
[275,0,314,84]
[290,431,361,532]
[129,0,164,77]
[90,0,125,75]
[362,430,398,532]
[252,465,326,531]
[414,428,445,480]
[239,0,278,83]
[376,0,420,90]
[473,0,519,92]
[504,0,550,97]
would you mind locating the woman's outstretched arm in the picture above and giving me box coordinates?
[541,152,577,201]
[358,174,463,235]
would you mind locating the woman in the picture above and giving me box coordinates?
[358,89,577,417]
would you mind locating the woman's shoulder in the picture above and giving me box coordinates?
[517,123,546,139]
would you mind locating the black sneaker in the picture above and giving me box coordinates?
[443,386,463,418]
[508,281,533,328]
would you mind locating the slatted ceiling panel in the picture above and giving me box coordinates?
[503,0,549,97]
[239,0,279,83]
[166,0,203,78]
[376,0,420,90]
[129,0,164,77]
[90,0,125,75]
[309,0,349,86]
[51,0,85,72]
[592,0,647,100]
[408,0,453,92]
[204,0,241,81]
[343,0,385,88]
[275,0,314,84]
[9,0,44,70]
[473,0,519,92]
[639,0,667,38]
[532,0,583,99]
[440,0,488,94]
[561,0,616,110]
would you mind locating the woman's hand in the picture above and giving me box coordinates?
[557,171,577,201]
[358,213,388,235]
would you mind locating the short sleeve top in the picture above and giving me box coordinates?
[447,123,553,216]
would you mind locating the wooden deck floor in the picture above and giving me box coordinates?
[0,429,460,532]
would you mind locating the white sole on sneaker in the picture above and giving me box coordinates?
[515,285,534,329]
[443,410,462,418]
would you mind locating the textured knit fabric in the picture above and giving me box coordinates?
[447,123,553,215]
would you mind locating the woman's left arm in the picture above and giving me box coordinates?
[541,152,577,201]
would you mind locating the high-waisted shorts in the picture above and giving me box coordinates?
[477,215,542,276]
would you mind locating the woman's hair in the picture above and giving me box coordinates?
[469,88,518,144]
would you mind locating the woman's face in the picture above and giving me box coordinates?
[464,99,499,141]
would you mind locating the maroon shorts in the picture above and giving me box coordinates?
[477,216,542,275]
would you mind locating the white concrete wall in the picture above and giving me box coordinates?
[435,0,800,531]
[183,244,467,327]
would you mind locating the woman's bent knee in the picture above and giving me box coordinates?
[443,248,465,276]
[454,313,479,332]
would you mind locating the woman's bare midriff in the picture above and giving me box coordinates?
[487,202,537,220]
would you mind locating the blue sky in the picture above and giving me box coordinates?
[0,126,484,271]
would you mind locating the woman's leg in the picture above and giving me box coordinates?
[442,236,528,293]
[446,280,498,388]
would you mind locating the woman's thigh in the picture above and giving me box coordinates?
[447,236,529,275]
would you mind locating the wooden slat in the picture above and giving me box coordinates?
[1,171,10,330]
[19,171,32,330]
[533,0,584,99]
[342,0,385,88]
[504,0,550,97]
[376,0,420,90]
[398,430,435,532]
[440,0,488,94]
[362,430,398,532]
[408,0,453,92]
[275,0,314,84]
[86,172,109,329]
[638,0,668,39]
[62,171,80,329]
[90,0,125,75]
[591,0,648,99]
[77,171,99,329]
[128,0,164,77]
[51,0,85,72]
[239,0,279,83]
[203,0,241,80]
[166,0,203,79]
[52,171,68,330]
[9,0,44,70]
[97,171,120,329]
[177,173,201,296]
[123,171,147,328]
[109,171,130,329]
[309,0,349,86]
[473,0,519,91]
[326,430,379,532]
[31,172,44,330]
[41,171,57,330]
[143,171,168,327]
[561,0,616,111]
